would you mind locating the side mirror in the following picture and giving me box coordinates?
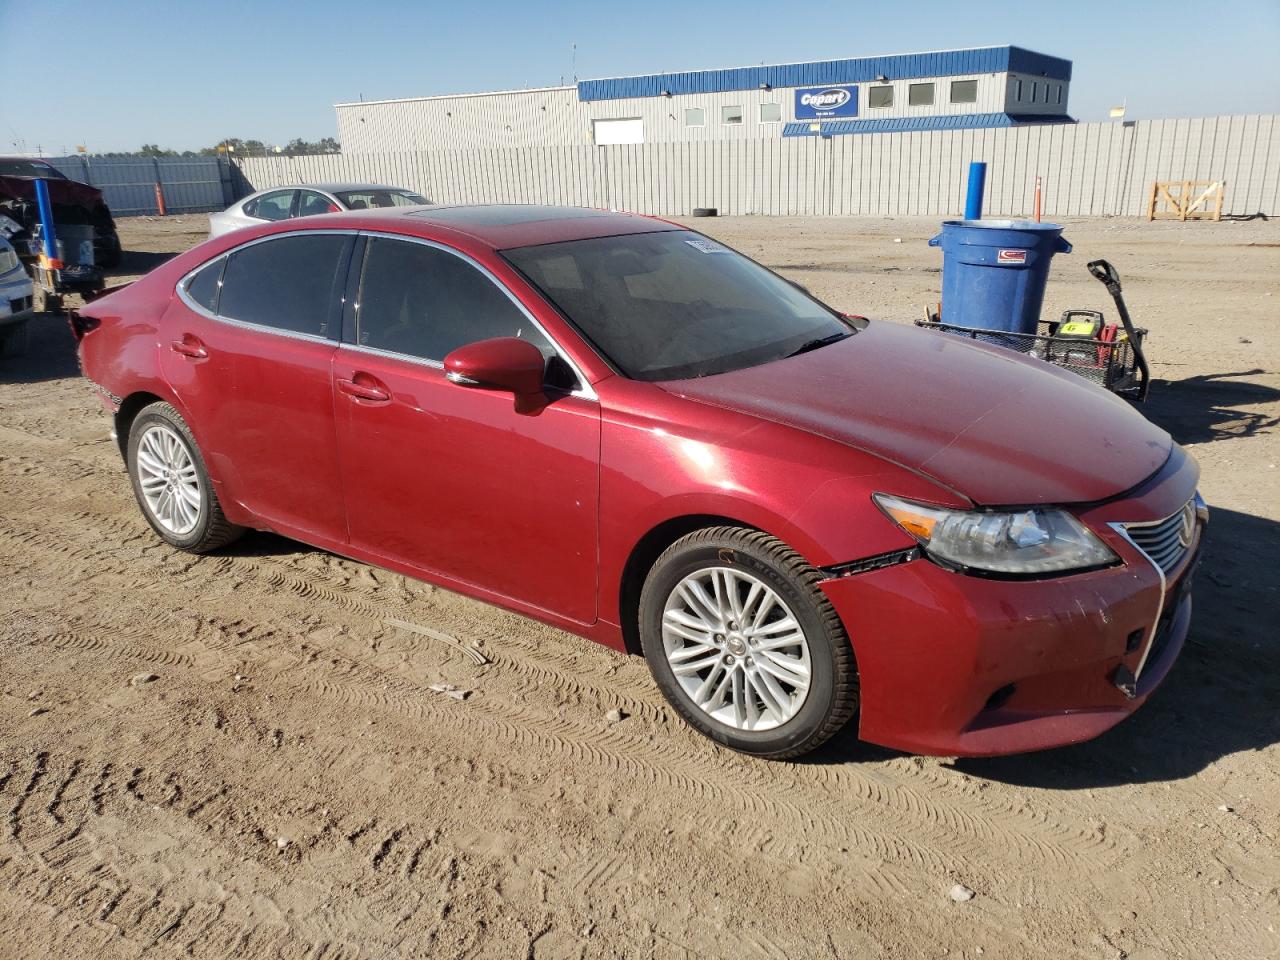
[443,337,546,398]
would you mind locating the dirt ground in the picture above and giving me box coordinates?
[1,212,1277,960]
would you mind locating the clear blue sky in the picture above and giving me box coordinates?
[3,0,1278,154]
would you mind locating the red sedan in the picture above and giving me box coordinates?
[74,205,1205,759]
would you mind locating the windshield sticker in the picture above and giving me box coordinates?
[684,239,726,254]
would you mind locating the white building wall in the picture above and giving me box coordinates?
[336,72,1051,152]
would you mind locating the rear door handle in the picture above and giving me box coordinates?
[337,376,391,403]
[170,335,207,359]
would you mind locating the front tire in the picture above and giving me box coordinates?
[639,526,858,759]
[127,402,242,553]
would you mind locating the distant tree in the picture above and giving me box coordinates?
[138,143,178,157]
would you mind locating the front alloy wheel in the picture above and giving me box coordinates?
[640,526,858,759]
[662,567,812,731]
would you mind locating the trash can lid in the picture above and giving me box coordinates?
[939,218,1064,231]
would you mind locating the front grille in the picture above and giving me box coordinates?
[1124,499,1196,576]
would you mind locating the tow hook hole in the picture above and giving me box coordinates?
[984,683,1016,712]
[1125,629,1143,654]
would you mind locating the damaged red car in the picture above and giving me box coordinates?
[73,205,1206,759]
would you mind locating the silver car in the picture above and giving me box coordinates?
[207,183,429,238]
[0,235,34,357]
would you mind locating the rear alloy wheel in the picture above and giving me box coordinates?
[639,526,858,758]
[127,402,242,553]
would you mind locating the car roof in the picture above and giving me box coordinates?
[251,182,413,195]
[293,203,682,249]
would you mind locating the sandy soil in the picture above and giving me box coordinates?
[0,213,1277,960]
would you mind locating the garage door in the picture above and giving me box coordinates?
[593,118,644,145]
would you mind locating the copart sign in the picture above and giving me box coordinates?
[794,85,859,120]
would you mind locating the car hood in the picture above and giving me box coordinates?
[660,321,1171,506]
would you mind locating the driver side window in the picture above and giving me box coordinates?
[355,238,556,364]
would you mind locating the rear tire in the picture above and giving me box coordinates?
[127,402,243,553]
[639,526,858,759]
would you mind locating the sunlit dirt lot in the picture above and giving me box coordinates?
[1,212,1277,959]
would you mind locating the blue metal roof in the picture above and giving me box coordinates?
[781,113,1076,137]
[577,47,1071,101]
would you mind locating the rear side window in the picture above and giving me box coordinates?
[185,257,223,312]
[355,237,552,361]
[218,234,350,337]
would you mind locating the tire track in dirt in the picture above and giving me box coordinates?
[0,497,1131,880]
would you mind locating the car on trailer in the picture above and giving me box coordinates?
[72,204,1206,760]
[0,156,122,270]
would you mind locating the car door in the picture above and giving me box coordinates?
[331,234,600,623]
[161,231,354,542]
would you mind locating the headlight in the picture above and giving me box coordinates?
[873,493,1119,575]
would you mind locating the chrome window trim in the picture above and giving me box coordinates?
[174,228,598,400]
[175,228,354,346]
[355,230,597,401]
[1108,491,1205,679]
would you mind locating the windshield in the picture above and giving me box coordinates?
[503,231,850,380]
[337,189,427,209]
[0,159,65,179]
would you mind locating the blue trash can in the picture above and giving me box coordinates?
[928,219,1072,334]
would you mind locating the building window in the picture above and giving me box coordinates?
[722,105,743,124]
[950,79,978,104]
[1014,79,1023,101]
[908,82,934,106]
[759,102,781,123]
[684,108,705,127]
[1030,81,1038,103]
[1055,84,1063,105]
[868,85,893,108]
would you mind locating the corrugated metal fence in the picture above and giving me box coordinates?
[46,155,235,216]
[235,114,1278,218]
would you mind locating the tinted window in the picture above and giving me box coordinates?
[505,231,850,381]
[336,189,427,210]
[869,86,893,108]
[297,190,334,217]
[950,79,978,104]
[721,105,743,124]
[356,238,553,362]
[909,82,934,106]
[218,234,349,336]
[185,258,223,312]
[247,191,295,221]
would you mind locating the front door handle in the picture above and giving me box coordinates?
[337,376,391,403]
[170,334,207,359]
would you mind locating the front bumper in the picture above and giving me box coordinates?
[0,273,35,326]
[822,452,1203,757]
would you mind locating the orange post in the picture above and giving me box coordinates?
[1034,175,1043,222]
[154,182,167,217]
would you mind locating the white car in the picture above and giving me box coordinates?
[0,235,34,357]
[208,183,429,238]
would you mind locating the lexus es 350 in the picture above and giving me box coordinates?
[73,205,1205,759]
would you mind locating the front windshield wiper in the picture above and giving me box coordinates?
[784,331,851,359]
